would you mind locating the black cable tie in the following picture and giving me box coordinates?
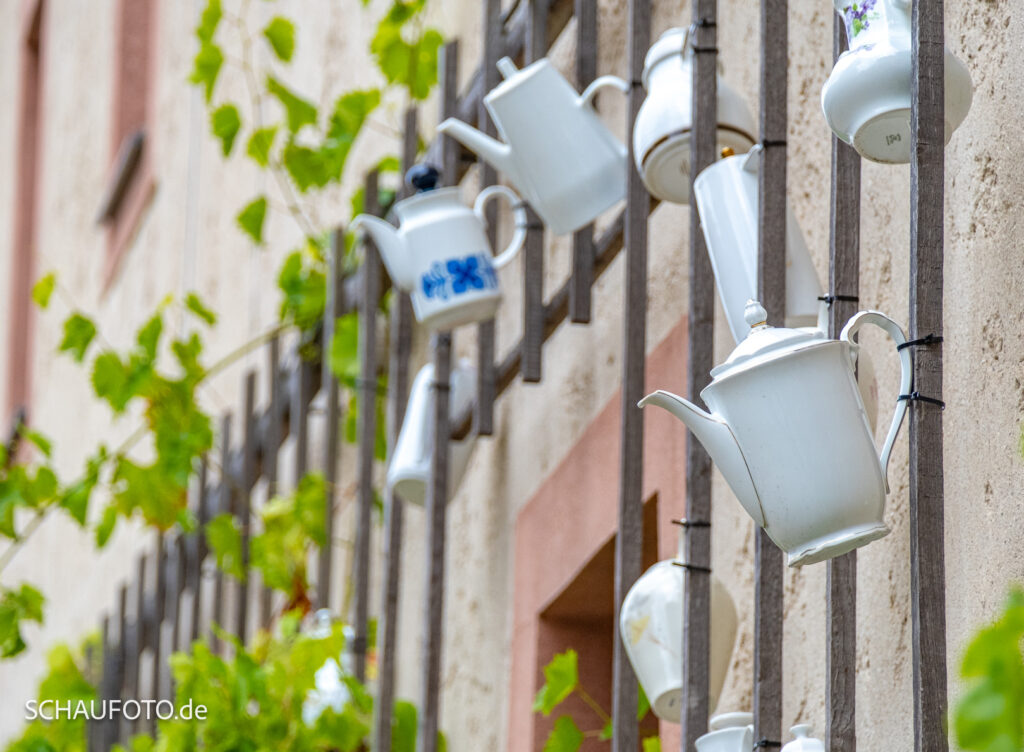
[691,45,719,53]
[761,139,787,148]
[694,18,717,27]
[630,79,645,89]
[754,741,782,749]
[672,561,712,573]
[524,222,545,231]
[672,518,711,528]
[897,392,945,409]
[431,382,452,393]
[817,294,859,305]
[896,334,943,351]
[349,635,368,655]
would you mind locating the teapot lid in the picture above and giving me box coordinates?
[708,712,753,731]
[781,724,825,752]
[710,301,825,379]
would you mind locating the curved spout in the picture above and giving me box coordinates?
[639,391,765,527]
[437,118,518,185]
[351,214,414,291]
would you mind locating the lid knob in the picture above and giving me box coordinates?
[744,300,768,328]
[406,163,441,193]
[790,725,812,738]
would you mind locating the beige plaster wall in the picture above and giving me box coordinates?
[1,0,1022,750]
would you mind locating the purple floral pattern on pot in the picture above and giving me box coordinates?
[421,254,498,300]
[842,0,879,38]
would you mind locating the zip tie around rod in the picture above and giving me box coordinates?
[817,294,859,305]
[672,561,712,573]
[896,333,943,351]
[897,391,945,409]
[754,740,782,749]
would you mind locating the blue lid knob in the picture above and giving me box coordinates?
[406,164,441,193]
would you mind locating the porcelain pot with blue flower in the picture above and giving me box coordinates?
[821,0,972,163]
[640,300,913,566]
[352,165,526,331]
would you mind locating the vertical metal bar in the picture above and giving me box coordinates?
[826,13,861,752]
[570,0,595,324]
[149,533,166,731]
[190,459,209,643]
[418,41,457,752]
[374,105,418,752]
[354,173,382,683]
[681,1,717,746]
[754,0,787,745]
[261,335,282,627]
[236,372,256,642]
[319,227,345,611]
[128,554,146,736]
[212,414,231,654]
[115,587,128,745]
[293,360,311,481]
[475,3,499,432]
[613,2,650,751]
[909,0,948,748]
[170,534,185,656]
[521,0,547,383]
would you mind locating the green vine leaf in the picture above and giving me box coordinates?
[246,126,278,167]
[195,0,222,43]
[185,292,218,326]
[370,2,443,101]
[262,17,295,62]
[329,313,360,387]
[190,42,224,102]
[277,248,326,329]
[533,649,579,716]
[267,76,318,133]
[642,736,662,752]
[58,313,97,363]
[237,196,268,244]
[95,503,118,547]
[320,89,381,181]
[211,103,241,156]
[206,513,244,580]
[282,142,329,192]
[542,716,583,752]
[32,272,56,310]
[0,583,45,658]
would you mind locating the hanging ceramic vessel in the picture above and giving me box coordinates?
[821,0,972,163]
[351,165,526,331]
[640,300,912,566]
[437,57,628,235]
[387,359,476,505]
[693,146,824,343]
[694,712,754,752]
[620,540,738,721]
[633,27,756,204]
[781,725,825,752]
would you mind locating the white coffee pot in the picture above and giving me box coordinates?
[695,713,754,752]
[437,57,628,235]
[821,0,972,163]
[387,359,476,505]
[693,146,823,343]
[634,27,756,204]
[619,549,738,721]
[352,165,526,331]
[781,725,825,752]
[640,300,912,566]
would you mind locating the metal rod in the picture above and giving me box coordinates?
[569,0,595,324]
[353,172,382,683]
[236,372,256,642]
[826,11,861,752]
[682,1,717,745]
[613,1,650,750]
[754,0,787,744]
[261,335,281,627]
[418,40,458,752]
[909,0,948,748]
[212,414,231,654]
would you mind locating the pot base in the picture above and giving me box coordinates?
[416,295,501,332]
[641,127,755,204]
[785,522,890,567]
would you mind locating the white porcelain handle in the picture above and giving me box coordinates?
[840,311,912,492]
[473,184,527,269]
[579,75,630,108]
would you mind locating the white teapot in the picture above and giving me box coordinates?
[821,0,972,163]
[640,300,912,566]
[438,57,628,235]
[351,165,526,331]
[633,27,756,204]
[695,713,754,752]
[619,555,738,721]
[781,725,825,752]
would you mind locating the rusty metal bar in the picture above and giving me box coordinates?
[261,335,282,627]
[909,0,948,748]
[419,40,458,752]
[235,372,256,642]
[212,414,231,654]
[353,172,382,683]
[612,1,650,750]
[754,0,787,746]
[148,533,166,732]
[569,0,596,324]
[190,459,209,643]
[825,12,861,752]
[375,105,418,752]
[681,1,717,746]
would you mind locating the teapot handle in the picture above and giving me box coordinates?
[840,311,913,492]
[578,75,630,109]
[473,184,528,269]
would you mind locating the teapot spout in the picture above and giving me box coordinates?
[437,118,519,185]
[351,214,414,291]
[639,391,766,527]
